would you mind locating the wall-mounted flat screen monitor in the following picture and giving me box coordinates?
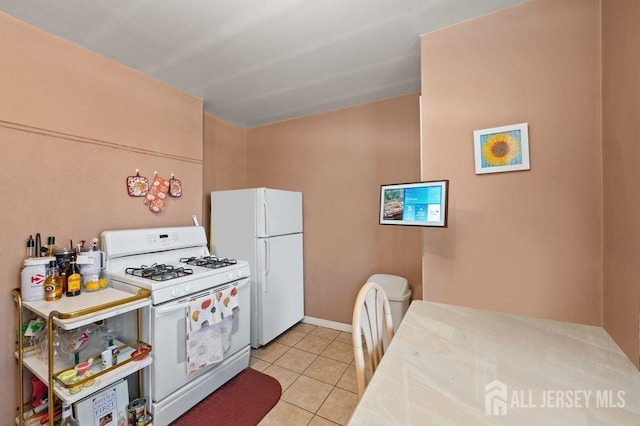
[379,180,448,227]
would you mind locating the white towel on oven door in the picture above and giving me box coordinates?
[214,284,240,320]
[186,295,223,374]
[185,285,240,374]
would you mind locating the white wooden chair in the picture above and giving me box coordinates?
[351,281,394,398]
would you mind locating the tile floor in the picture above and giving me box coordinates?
[251,323,360,425]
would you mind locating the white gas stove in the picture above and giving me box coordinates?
[101,225,251,426]
[102,226,250,305]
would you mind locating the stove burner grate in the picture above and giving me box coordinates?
[180,256,238,269]
[125,264,194,281]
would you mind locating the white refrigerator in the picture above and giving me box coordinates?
[210,188,304,348]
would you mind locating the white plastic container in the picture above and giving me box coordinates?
[77,250,106,289]
[21,257,55,301]
[368,274,412,333]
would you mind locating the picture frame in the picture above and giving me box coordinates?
[473,123,529,174]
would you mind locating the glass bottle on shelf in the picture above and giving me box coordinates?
[102,319,121,368]
[60,402,79,426]
[45,236,56,256]
[44,261,62,301]
[66,258,81,297]
[26,235,34,258]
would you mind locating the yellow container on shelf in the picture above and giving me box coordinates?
[57,369,82,394]
[84,278,109,292]
[57,369,76,383]
[78,250,106,291]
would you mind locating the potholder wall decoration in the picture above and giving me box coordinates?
[126,169,148,197]
[144,173,170,213]
[169,173,183,198]
[128,170,181,213]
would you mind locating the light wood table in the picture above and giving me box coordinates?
[348,301,640,425]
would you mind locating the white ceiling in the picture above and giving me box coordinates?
[1,0,525,128]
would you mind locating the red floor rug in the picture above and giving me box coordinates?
[171,368,281,426]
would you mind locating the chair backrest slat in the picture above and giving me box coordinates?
[352,281,394,398]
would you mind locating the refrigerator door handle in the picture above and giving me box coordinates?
[264,239,270,292]
[263,197,269,236]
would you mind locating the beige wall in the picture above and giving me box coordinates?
[0,13,203,420]
[602,0,640,367]
[420,0,602,325]
[6,1,638,421]
[246,94,422,324]
[202,113,247,237]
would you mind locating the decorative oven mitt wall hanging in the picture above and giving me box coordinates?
[144,173,170,213]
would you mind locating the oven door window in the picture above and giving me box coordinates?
[149,280,250,401]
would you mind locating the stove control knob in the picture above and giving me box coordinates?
[171,288,179,297]
[185,284,193,293]
[236,270,243,278]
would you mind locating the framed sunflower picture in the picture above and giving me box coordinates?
[473,122,530,174]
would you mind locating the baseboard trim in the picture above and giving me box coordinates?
[302,316,352,333]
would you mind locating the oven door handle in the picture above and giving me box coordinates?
[154,301,189,316]
[154,280,249,316]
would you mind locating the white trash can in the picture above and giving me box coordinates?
[368,274,411,333]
